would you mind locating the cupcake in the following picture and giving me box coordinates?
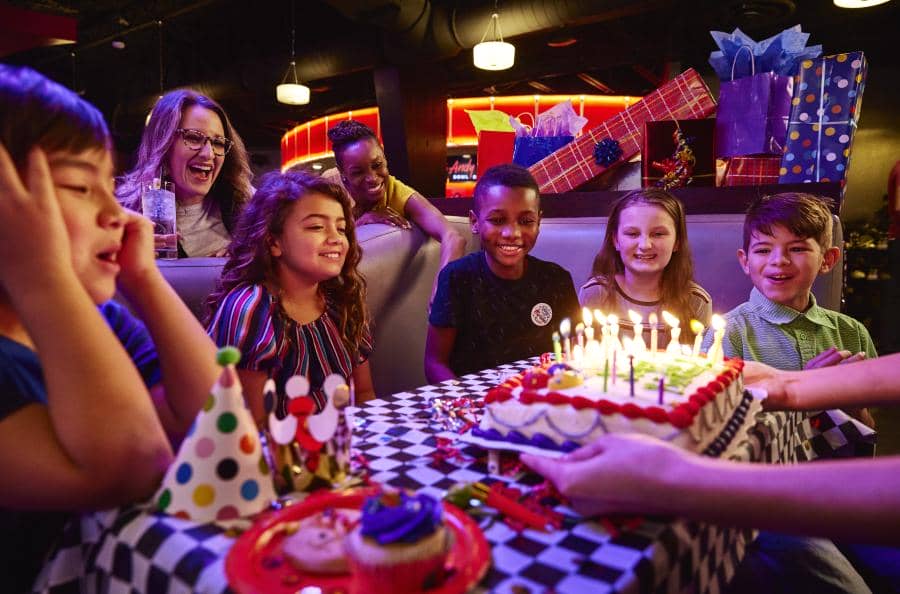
[346,491,451,593]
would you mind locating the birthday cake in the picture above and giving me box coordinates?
[475,349,751,455]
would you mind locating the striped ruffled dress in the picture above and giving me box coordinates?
[207,284,371,411]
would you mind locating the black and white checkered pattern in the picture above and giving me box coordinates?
[33,359,867,594]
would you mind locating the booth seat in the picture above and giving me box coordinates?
[156,214,843,397]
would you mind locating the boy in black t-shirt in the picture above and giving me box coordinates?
[425,164,579,381]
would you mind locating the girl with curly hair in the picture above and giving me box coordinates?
[206,170,373,421]
[580,188,711,347]
[117,89,253,257]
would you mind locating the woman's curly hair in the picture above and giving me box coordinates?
[327,120,379,170]
[205,170,369,356]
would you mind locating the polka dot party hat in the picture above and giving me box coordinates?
[154,347,276,522]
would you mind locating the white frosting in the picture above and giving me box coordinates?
[480,352,743,453]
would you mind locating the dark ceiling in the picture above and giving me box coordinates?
[5,0,899,161]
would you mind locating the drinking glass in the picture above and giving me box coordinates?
[141,180,177,259]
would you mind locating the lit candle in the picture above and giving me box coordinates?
[583,308,595,343]
[662,311,681,355]
[552,331,562,362]
[612,349,617,385]
[595,311,608,357]
[648,312,658,357]
[582,307,593,332]
[575,322,585,349]
[628,310,645,352]
[629,354,635,397]
[608,314,621,352]
[572,343,584,363]
[560,318,571,361]
[709,314,726,364]
[603,357,609,392]
[658,376,665,405]
[690,319,705,357]
[585,337,602,369]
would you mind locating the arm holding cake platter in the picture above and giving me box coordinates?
[523,353,900,546]
[753,353,900,412]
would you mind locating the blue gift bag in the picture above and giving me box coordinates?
[512,135,574,168]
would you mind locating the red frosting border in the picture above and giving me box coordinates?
[484,355,744,429]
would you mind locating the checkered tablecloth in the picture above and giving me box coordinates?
[33,359,874,594]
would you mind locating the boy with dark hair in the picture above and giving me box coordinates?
[424,164,579,382]
[707,192,876,370]
[0,65,218,590]
[703,192,878,593]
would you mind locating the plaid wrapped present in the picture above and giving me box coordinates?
[528,68,716,193]
[778,52,867,187]
[723,155,781,186]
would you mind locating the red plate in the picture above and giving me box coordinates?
[226,487,491,594]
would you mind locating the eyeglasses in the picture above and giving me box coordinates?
[175,128,233,157]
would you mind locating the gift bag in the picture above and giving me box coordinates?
[513,135,574,168]
[476,130,515,177]
[716,47,793,158]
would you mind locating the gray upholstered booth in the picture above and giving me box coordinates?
[155,214,843,397]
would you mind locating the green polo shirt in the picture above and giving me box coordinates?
[702,288,877,370]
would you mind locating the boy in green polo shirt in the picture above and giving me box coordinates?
[705,192,876,372]
[703,192,878,593]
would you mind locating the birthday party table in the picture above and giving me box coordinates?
[33,358,874,594]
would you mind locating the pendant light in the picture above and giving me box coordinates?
[833,0,891,7]
[277,0,310,105]
[473,9,515,71]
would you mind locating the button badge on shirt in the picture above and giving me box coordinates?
[531,303,553,326]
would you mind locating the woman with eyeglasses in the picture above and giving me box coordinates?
[117,89,254,257]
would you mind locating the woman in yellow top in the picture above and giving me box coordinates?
[325,121,465,301]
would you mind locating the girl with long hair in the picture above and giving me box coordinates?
[580,188,711,346]
[117,89,253,257]
[206,170,373,422]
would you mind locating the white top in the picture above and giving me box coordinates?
[177,201,231,257]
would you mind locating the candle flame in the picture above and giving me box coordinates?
[607,313,618,326]
[711,314,726,331]
[622,336,633,352]
[575,322,585,333]
[582,307,593,327]
[690,319,705,334]
[552,331,560,341]
[648,312,658,325]
[594,309,606,325]
[662,310,679,327]
[560,318,571,337]
[628,310,642,325]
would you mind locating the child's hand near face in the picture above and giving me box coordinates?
[116,209,162,296]
[0,144,73,292]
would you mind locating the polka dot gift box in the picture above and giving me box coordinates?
[154,347,276,522]
[779,52,867,187]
